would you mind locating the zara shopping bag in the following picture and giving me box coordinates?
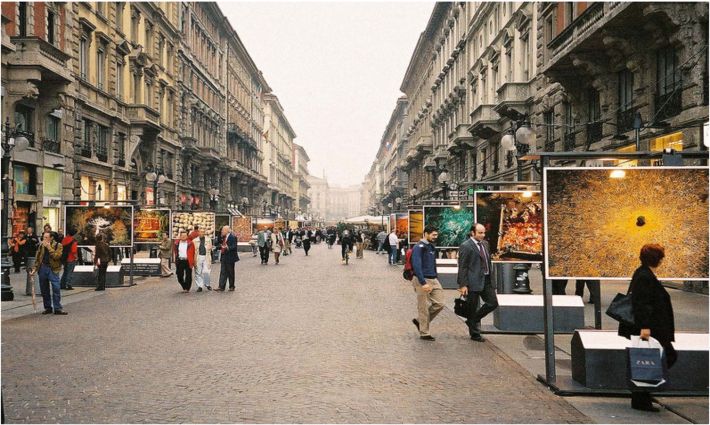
[626,336,668,388]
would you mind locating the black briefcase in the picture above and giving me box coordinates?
[454,295,469,317]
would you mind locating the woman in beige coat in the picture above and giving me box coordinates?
[192,229,213,291]
[270,228,285,265]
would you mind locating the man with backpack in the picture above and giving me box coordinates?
[59,227,79,290]
[409,225,444,341]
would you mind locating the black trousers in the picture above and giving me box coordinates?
[12,253,23,272]
[575,279,600,303]
[303,240,311,255]
[96,264,108,290]
[219,260,236,290]
[466,275,499,337]
[259,246,270,263]
[176,259,192,291]
[552,279,568,295]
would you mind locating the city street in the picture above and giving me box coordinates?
[2,243,589,424]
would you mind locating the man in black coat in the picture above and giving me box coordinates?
[457,223,499,342]
[618,244,676,412]
[216,225,239,291]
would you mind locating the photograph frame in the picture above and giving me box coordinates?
[474,190,543,264]
[543,166,709,281]
[408,209,423,246]
[64,204,135,248]
[133,208,172,244]
[422,205,475,249]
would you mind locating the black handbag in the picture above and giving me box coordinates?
[454,295,469,317]
[606,292,635,327]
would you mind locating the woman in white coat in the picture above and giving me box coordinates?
[271,228,285,265]
[192,228,213,291]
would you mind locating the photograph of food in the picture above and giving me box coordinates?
[232,216,253,242]
[408,210,423,245]
[171,212,216,239]
[423,206,474,249]
[134,209,171,243]
[65,206,133,247]
[475,191,542,263]
[545,167,709,280]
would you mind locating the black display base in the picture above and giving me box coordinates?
[537,375,708,397]
[571,330,708,392]
[70,265,127,287]
[120,258,161,276]
[493,294,585,333]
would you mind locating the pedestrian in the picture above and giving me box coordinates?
[59,227,79,290]
[340,230,353,264]
[457,223,499,342]
[216,225,239,291]
[192,228,212,292]
[249,233,258,257]
[158,233,173,277]
[188,224,201,241]
[376,230,387,254]
[355,230,365,259]
[8,231,26,272]
[388,229,399,265]
[411,225,444,341]
[283,228,292,256]
[31,231,66,315]
[575,279,600,304]
[43,224,52,234]
[24,227,39,295]
[618,243,677,412]
[302,228,311,256]
[93,233,111,291]
[173,229,195,293]
[257,228,270,264]
[271,227,284,264]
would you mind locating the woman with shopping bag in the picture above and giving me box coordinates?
[618,243,676,412]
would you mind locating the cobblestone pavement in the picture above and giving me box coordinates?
[2,244,590,423]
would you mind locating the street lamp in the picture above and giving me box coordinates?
[410,183,418,203]
[437,167,450,200]
[208,187,220,211]
[261,199,267,216]
[2,117,30,301]
[96,183,103,201]
[395,197,402,211]
[501,116,537,181]
[241,196,249,215]
[145,164,166,206]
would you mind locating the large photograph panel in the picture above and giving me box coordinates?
[134,209,171,243]
[395,213,408,238]
[544,167,709,280]
[171,212,216,239]
[423,206,474,249]
[408,210,423,245]
[475,191,543,263]
[65,206,134,247]
[231,216,253,242]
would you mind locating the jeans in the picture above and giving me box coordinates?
[389,249,397,265]
[60,261,76,289]
[38,264,62,311]
[376,241,384,254]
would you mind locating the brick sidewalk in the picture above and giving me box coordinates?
[1,244,589,423]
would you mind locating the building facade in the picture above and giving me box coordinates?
[1,2,310,236]
[263,93,296,217]
[327,185,362,221]
[363,1,707,215]
[307,174,328,223]
[292,143,311,215]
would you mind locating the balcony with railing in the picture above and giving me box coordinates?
[468,105,500,140]
[616,108,636,134]
[494,82,532,112]
[7,36,72,82]
[586,122,603,144]
[96,144,108,162]
[564,133,577,151]
[81,145,92,158]
[41,138,60,154]
[654,89,682,122]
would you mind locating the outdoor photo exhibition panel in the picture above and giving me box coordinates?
[474,191,543,263]
[231,215,253,242]
[422,205,475,249]
[171,212,216,239]
[255,218,275,232]
[408,210,423,245]
[544,166,709,281]
[64,205,134,247]
[133,209,171,244]
[395,213,408,238]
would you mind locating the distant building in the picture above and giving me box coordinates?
[327,185,361,221]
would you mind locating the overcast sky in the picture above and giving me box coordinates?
[219,1,434,187]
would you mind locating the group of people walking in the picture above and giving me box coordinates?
[253,227,319,265]
[161,225,240,293]
[408,223,677,412]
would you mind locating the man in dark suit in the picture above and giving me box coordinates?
[216,225,239,291]
[457,223,499,342]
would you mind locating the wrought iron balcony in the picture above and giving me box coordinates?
[81,147,92,158]
[564,133,577,151]
[616,108,636,134]
[41,138,60,154]
[586,122,603,144]
[654,90,682,122]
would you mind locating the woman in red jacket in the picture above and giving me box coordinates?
[173,229,196,292]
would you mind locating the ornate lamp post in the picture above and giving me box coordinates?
[394,197,402,211]
[208,187,220,211]
[437,166,450,200]
[144,164,166,206]
[2,117,30,300]
[240,196,249,215]
[501,115,537,181]
[410,183,418,204]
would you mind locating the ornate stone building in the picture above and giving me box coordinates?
[263,93,296,217]
[292,143,311,215]
[2,2,309,236]
[306,174,328,223]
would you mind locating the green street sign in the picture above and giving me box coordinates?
[467,187,475,196]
